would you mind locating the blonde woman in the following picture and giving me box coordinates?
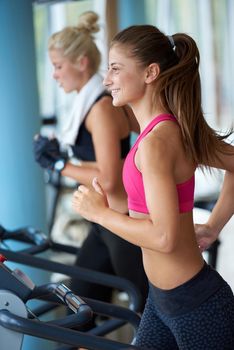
[34,12,148,309]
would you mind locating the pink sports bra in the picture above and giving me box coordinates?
[122,114,195,214]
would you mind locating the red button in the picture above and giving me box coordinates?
[0,254,6,263]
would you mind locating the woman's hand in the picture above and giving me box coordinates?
[33,134,66,171]
[72,177,109,222]
[194,223,219,252]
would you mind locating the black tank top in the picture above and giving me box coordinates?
[71,92,130,161]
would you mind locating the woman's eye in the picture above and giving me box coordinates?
[112,67,119,72]
[107,65,120,74]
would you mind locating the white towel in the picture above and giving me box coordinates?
[59,73,106,147]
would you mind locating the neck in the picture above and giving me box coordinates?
[130,101,168,132]
[76,71,95,93]
[129,85,169,132]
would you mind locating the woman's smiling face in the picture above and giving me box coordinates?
[103,44,147,107]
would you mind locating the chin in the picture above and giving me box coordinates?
[112,98,124,107]
[63,87,72,93]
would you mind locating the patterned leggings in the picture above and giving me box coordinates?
[135,281,234,349]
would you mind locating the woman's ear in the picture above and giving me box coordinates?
[145,63,160,84]
[76,55,89,72]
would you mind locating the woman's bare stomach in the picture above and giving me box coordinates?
[108,193,129,213]
[129,209,204,290]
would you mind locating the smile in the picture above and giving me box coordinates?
[111,89,120,95]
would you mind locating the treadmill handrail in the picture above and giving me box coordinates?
[0,247,141,311]
[0,309,140,350]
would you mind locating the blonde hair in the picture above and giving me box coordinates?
[48,11,101,74]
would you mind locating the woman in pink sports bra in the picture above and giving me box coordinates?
[72,24,234,349]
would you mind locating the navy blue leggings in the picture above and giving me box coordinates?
[135,268,234,349]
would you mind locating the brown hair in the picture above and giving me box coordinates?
[111,25,233,166]
[48,11,101,74]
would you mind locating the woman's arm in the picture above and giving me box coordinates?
[195,170,234,250]
[195,144,234,250]
[61,161,99,186]
[61,97,125,192]
[72,134,181,253]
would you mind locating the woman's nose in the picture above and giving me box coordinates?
[103,72,111,87]
[53,71,58,80]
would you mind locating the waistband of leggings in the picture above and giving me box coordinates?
[149,261,226,316]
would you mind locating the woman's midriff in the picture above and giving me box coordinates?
[108,192,129,213]
[130,210,205,290]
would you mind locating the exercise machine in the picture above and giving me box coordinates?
[0,252,141,349]
[0,225,142,349]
